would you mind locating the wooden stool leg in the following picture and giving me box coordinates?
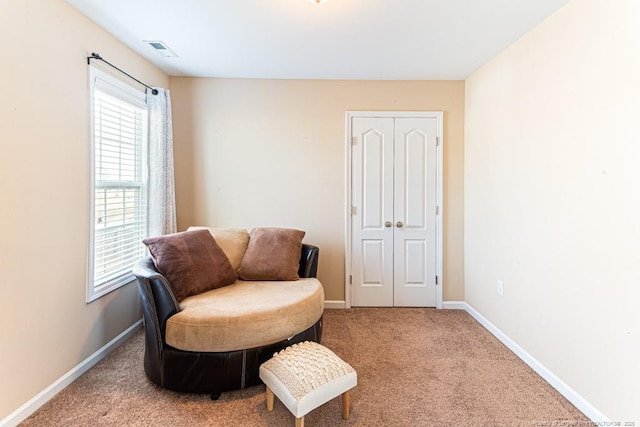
[295,416,304,427]
[342,391,351,420]
[266,386,274,411]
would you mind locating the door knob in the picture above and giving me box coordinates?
[396,221,404,228]
[385,221,393,228]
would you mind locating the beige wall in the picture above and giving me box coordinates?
[465,0,640,421]
[0,0,168,420]
[170,78,465,302]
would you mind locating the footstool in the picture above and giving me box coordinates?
[259,341,357,427]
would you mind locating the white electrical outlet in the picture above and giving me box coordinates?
[497,280,504,297]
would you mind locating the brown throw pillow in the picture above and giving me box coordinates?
[143,230,237,301]
[238,228,305,281]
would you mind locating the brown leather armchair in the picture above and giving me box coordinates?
[132,244,323,399]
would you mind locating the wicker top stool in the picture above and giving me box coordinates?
[259,341,357,427]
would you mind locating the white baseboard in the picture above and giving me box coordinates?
[0,319,143,427]
[324,300,347,309]
[327,301,464,310]
[461,302,609,423]
[442,301,467,310]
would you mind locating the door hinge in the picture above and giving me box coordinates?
[436,206,439,215]
[436,136,440,146]
[352,136,357,145]
[351,206,357,215]
[349,275,352,285]
[435,275,438,285]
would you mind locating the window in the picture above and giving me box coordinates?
[88,67,148,302]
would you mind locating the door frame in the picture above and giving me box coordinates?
[344,111,444,309]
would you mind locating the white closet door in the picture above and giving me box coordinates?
[393,117,438,307]
[350,115,439,307]
[350,117,395,306]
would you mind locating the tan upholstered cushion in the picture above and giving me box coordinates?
[165,278,324,352]
[238,228,305,281]
[143,230,237,302]
[187,226,250,270]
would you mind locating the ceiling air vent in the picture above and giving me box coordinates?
[144,40,178,58]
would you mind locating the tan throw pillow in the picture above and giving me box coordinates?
[143,230,237,301]
[187,227,250,270]
[238,228,305,281]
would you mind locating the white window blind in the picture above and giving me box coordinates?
[88,67,148,302]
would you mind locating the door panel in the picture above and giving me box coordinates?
[362,130,385,229]
[393,118,437,307]
[404,130,427,228]
[361,240,385,284]
[404,239,426,284]
[351,117,394,307]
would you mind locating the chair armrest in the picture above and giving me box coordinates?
[132,257,180,336]
[299,244,319,278]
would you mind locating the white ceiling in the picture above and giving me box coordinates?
[66,0,569,80]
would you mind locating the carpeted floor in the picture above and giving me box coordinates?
[21,308,587,426]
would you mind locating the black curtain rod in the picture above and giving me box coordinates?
[87,52,158,95]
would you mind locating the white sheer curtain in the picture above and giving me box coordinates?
[147,87,177,236]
